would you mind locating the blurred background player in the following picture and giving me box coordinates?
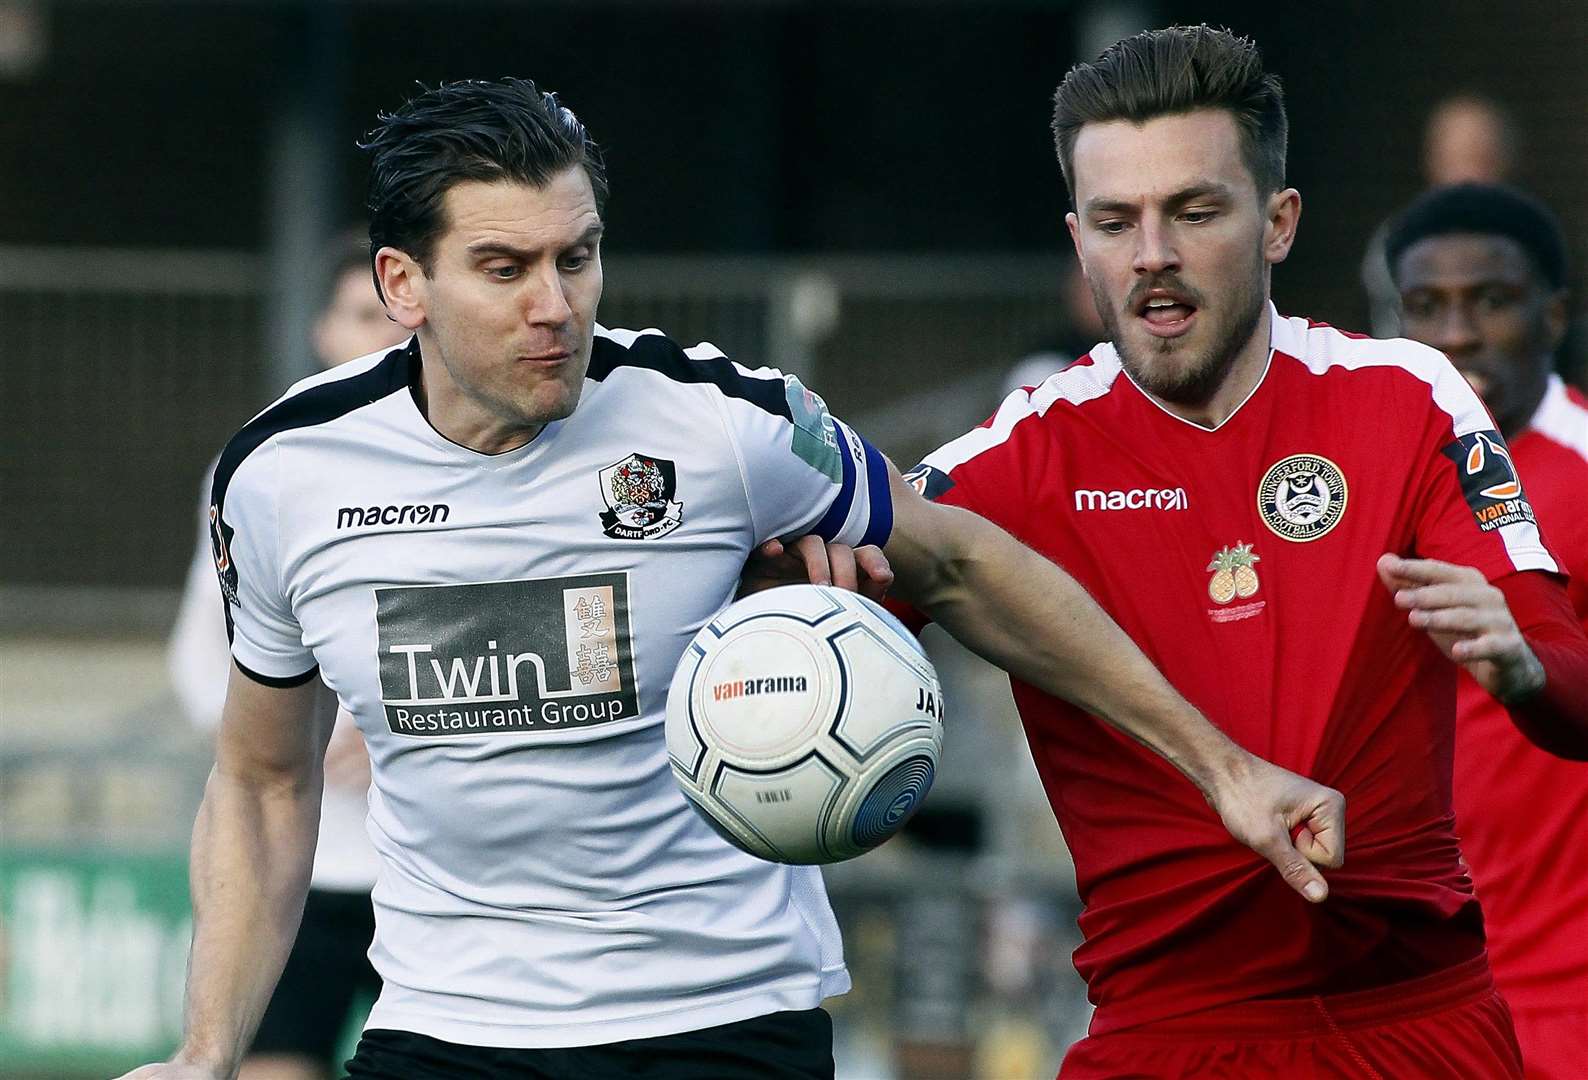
[904,26,1588,1078]
[1387,182,1588,1080]
[1361,94,1519,338]
[166,231,410,1080]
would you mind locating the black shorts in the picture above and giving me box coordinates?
[252,887,380,1061]
[343,1008,835,1079]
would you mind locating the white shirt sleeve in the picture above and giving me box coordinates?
[697,344,893,550]
[213,441,317,683]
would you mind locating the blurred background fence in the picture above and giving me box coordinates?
[0,248,1070,594]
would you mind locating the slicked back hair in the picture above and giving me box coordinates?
[359,78,608,297]
[1052,25,1288,205]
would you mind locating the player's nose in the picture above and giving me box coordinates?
[524,268,574,327]
[1427,304,1481,356]
[1131,221,1179,275]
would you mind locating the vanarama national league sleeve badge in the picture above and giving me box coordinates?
[599,453,684,540]
[1257,454,1348,542]
[1441,430,1536,532]
[901,463,955,501]
[208,502,240,605]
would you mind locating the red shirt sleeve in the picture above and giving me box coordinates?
[1495,570,1588,760]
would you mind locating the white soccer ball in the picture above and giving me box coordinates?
[666,584,944,865]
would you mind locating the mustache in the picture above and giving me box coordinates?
[1126,274,1205,311]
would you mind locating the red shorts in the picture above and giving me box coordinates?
[1060,956,1522,1079]
[1511,1006,1588,1080]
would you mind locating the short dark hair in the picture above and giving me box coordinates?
[1052,25,1288,204]
[359,78,608,293]
[1385,183,1568,290]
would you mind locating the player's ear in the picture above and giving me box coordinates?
[1262,188,1301,266]
[375,246,428,331]
[1065,211,1086,273]
[1544,287,1569,352]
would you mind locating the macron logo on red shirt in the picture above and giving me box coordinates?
[1074,487,1189,511]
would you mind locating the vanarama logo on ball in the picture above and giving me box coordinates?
[711,675,810,701]
[373,572,638,738]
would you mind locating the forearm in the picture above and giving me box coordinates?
[892,503,1243,793]
[1495,571,1588,760]
[1506,636,1588,760]
[175,764,321,1076]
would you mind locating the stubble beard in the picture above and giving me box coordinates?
[1095,258,1268,408]
[422,324,592,447]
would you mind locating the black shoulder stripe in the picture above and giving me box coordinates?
[587,332,790,420]
[211,341,416,514]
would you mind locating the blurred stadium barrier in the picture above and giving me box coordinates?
[0,246,1072,597]
[0,246,1087,1078]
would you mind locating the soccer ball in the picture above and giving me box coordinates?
[666,584,943,864]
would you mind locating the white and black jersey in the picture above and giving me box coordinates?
[208,327,892,1048]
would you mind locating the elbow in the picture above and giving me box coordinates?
[897,542,975,615]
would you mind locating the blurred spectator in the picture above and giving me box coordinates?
[1386,183,1588,1080]
[1362,94,1519,337]
[165,230,409,1080]
[1422,95,1518,187]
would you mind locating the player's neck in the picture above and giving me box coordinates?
[1148,305,1274,431]
[410,359,544,456]
[1496,368,1553,440]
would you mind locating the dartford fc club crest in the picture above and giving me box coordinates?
[599,453,684,540]
[1257,454,1348,542]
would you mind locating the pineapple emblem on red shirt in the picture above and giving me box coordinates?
[1207,543,1261,604]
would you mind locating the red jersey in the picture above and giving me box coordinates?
[910,307,1561,1035]
[1452,374,1588,1014]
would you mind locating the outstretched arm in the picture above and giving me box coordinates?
[881,461,1344,902]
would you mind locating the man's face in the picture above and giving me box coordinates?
[382,168,604,447]
[1066,109,1294,406]
[314,266,410,369]
[1396,234,1564,436]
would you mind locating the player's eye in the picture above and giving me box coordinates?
[560,250,592,272]
[484,265,521,280]
[1400,295,1436,319]
[1479,289,1517,312]
[1180,209,1217,224]
[1096,220,1129,235]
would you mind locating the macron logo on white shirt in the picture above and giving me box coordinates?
[1074,487,1189,511]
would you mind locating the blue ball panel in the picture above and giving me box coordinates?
[850,755,935,850]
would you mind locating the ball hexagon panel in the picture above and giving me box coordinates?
[826,622,941,763]
[709,752,849,864]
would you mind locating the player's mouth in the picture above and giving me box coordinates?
[1134,289,1199,338]
[517,349,572,367]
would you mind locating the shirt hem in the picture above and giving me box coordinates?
[364,967,850,1049]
